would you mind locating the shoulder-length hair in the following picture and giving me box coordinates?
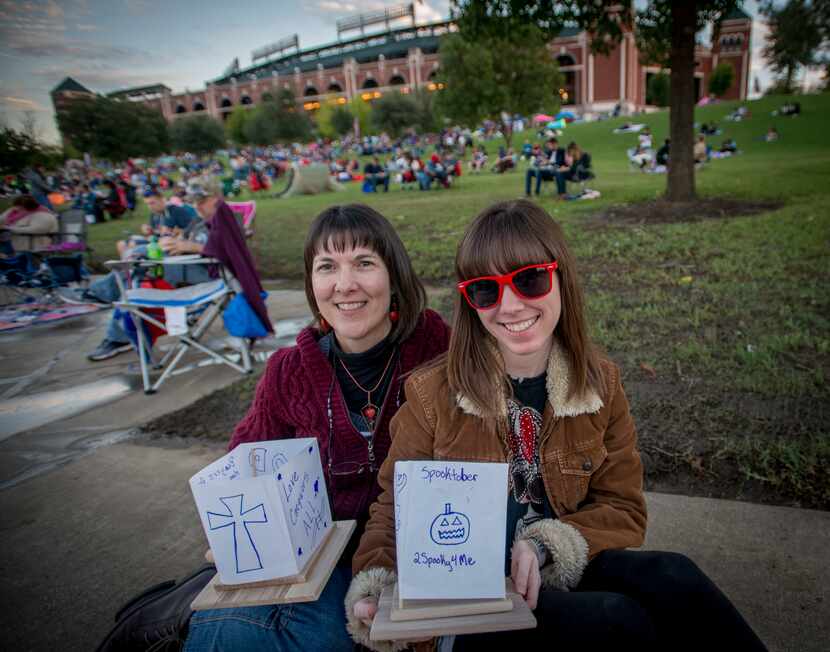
[448,199,603,419]
[303,203,427,343]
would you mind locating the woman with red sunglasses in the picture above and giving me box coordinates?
[346,200,766,651]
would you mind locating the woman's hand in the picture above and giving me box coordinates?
[511,539,542,610]
[353,596,378,627]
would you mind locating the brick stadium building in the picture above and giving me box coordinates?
[52,7,751,133]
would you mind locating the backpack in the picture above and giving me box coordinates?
[94,564,216,652]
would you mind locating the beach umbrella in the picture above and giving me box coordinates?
[533,113,554,123]
[555,111,576,121]
[546,119,567,130]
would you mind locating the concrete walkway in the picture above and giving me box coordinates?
[0,284,827,651]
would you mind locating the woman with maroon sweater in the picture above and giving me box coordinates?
[185,204,449,652]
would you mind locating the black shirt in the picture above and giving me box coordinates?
[324,333,398,437]
[504,372,556,574]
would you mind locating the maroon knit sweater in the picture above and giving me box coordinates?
[228,309,449,525]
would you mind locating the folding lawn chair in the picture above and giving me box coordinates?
[108,257,253,394]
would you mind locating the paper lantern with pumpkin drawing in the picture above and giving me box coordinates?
[429,503,470,545]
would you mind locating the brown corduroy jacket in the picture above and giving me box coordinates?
[344,341,647,652]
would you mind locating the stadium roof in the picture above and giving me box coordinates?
[209,20,582,86]
[107,84,172,99]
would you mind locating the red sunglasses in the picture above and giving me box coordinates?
[457,262,558,310]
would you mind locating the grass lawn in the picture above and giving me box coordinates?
[112,93,830,508]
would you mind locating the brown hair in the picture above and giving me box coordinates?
[303,204,426,343]
[13,195,40,211]
[566,141,582,160]
[447,199,603,419]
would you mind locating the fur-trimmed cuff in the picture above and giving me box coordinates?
[518,519,589,590]
[344,566,405,652]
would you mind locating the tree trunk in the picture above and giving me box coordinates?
[667,1,697,202]
[501,119,514,150]
[785,65,795,92]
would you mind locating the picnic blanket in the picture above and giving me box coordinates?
[0,302,104,332]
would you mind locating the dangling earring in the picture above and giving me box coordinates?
[319,316,331,333]
[389,296,399,323]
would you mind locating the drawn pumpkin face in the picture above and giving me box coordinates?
[430,503,470,545]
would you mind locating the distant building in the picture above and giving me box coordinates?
[52,9,751,138]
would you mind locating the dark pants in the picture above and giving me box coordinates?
[555,169,578,195]
[366,173,389,192]
[525,168,555,196]
[454,550,767,651]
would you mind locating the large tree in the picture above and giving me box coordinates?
[436,23,562,147]
[57,96,169,161]
[372,91,421,136]
[450,0,742,201]
[245,89,312,144]
[761,0,823,92]
[169,115,225,154]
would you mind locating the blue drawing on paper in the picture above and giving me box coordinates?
[313,478,320,496]
[271,453,288,473]
[207,494,268,574]
[394,471,407,533]
[429,503,470,545]
[249,448,267,474]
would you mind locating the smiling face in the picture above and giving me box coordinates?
[311,242,393,353]
[475,271,561,377]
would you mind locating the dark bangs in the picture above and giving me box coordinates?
[456,200,557,281]
[304,204,391,268]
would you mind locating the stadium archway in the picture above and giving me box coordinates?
[389,75,406,86]
[193,101,205,111]
[361,78,379,89]
[220,97,232,108]
[240,95,252,105]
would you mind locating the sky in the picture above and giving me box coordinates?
[0,0,820,145]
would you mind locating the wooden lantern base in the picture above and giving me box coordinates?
[191,520,356,611]
[370,578,537,641]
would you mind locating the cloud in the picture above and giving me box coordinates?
[306,0,449,27]
[76,23,98,31]
[31,62,191,93]
[0,95,45,111]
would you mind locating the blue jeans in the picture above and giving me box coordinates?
[525,168,555,195]
[88,272,130,343]
[184,563,353,652]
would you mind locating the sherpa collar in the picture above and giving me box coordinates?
[456,339,604,419]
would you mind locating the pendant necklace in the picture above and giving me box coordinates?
[338,350,396,431]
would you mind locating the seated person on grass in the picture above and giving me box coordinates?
[116,188,196,259]
[363,156,389,192]
[554,141,593,198]
[525,137,565,196]
[418,154,449,190]
[656,139,670,167]
[0,194,59,255]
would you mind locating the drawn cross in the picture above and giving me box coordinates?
[207,494,268,574]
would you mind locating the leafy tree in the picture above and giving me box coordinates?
[244,91,312,144]
[331,105,354,136]
[57,96,169,161]
[169,115,225,153]
[0,126,62,175]
[226,106,250,144]
[372,92,420,136]
[647,72,671,106]
[708,62,735,97]
[450,0,743,201]
[761,0,823,93]
[435,25,561,147]
[315,101,352,139]
[412,89,441,133]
